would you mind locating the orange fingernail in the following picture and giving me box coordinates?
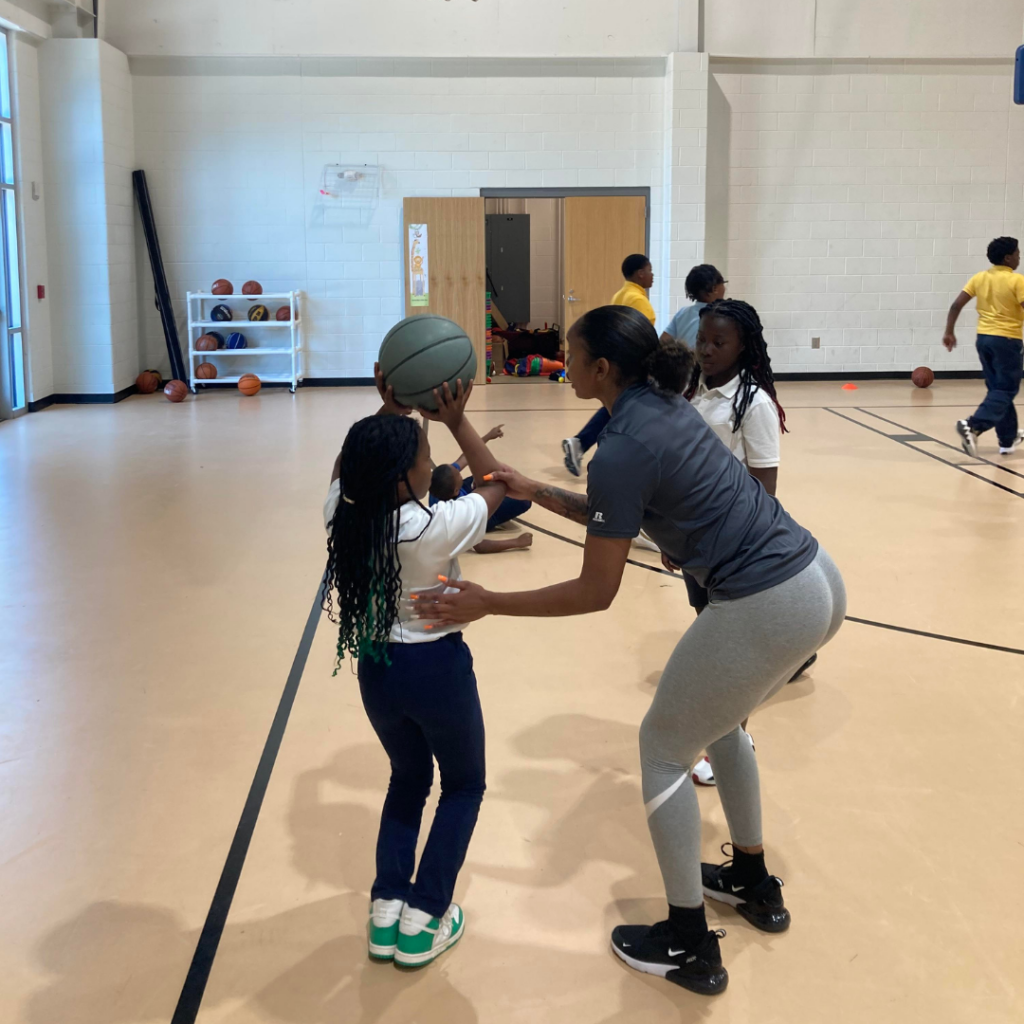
[437,575,448,583]
[409,594,419,600]
[424,624,434,630]
[483,474,493,481]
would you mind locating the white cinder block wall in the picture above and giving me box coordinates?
[130,58,669,380]
[709,59,1024,373]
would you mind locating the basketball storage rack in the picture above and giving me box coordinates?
[185,290,304,394]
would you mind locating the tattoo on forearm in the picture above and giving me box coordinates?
[534,485,589,525]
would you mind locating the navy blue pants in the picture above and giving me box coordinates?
[577,407,612,452]
[358,632,486,919]
[968,334,1023,447]
[464,477,531,530]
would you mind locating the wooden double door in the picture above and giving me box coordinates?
[403,194,647,379]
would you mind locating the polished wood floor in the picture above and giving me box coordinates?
[1,378,1021,1024]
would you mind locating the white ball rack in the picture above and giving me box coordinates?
[186,290,304,394]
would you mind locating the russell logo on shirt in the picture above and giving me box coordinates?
[592,511,605,523]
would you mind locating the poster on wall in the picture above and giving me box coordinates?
[408,224,429,307]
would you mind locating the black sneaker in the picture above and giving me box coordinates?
[787,651,817,684]
[702,844,791,933]
[956,419,979,457]
[611,921,728,995]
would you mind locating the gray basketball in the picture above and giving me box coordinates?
[378,315,477,411]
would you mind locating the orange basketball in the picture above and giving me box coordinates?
[211,278,233,295]
[275,305,291,321]
[164,380,188,403]
[196,362,218,380]
[242,280,263,296]
[238,373,261,396]
[135,369,161,394]
[911,366,934,389]
[196,334,219,352]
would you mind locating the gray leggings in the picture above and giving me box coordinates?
[640,547,846,908]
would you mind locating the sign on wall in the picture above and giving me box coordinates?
[408,224,429,307]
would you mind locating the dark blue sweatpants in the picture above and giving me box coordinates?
[968,333,1023,447]
[358,632,485,919]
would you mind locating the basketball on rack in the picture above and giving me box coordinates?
[195,362,218,379]
[196,334,219,352]
[163,380,188,403]
[135,369,161,394]
[275,305,291,321]
[247,304,270,321]
[378,315,477,411]
[211,279,233,295]
[211,305,233,322]
[242,280,263,296]
[238,373,261,396]
[227,332,248,349]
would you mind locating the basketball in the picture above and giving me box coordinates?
[248,304,270,322]
[211,279,233,295]
[211,304,233,322]
[911,366,934,389]
[275,305,291,321]
[135,369,161,394]
[226,332,248,350]
[196,362,218,379]
[378,315,477,411]
[238,373,261,396]
[242,280,263,296]
[164,380,188,403]
[196,334,219,352]
[208,331,225,348]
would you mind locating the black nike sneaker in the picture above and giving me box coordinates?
[787,651,817,683]
[702,845,791,933]
[610,921,729,995]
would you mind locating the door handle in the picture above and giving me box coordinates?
[566,290,580,303]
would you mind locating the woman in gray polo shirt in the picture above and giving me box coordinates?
[417,306,846,996]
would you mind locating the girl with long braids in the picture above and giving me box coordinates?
[677,299,814,786]
[322,369,506,968]
[416,306,846,996]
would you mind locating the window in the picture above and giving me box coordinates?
[0,30,25,418]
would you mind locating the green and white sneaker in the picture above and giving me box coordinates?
[367,898,404,960]
[394,903,465,967]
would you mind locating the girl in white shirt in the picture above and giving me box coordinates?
[671,300,814,784]
[322,373,506,967]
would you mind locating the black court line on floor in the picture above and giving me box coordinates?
[516,517,1024,655]
[824,408,1024,499]
[170,584,324,1024]
[858,408,1024,482]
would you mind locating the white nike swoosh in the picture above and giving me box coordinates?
[667,948,687,957]
[731,885,744,892]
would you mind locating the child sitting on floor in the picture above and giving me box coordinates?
[429,425,533,554]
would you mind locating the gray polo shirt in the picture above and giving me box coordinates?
[587,383,818,602]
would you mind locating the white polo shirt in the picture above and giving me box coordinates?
[324,479,488,643]
[689,375,781,469]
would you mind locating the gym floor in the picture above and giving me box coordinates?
[1,378,1021,1024]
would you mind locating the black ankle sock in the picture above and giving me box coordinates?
[668,904,708,948]
[731,849,769,887]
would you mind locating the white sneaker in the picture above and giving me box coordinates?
[632,531,660,552]
[956,419,979,457]
[998,430,1024,455]
[394,902,465,967]
[367,897,404,960]
[562,436,583,477]
[692,757,715,786]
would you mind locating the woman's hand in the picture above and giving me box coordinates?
[413,577,491,627]
[419,379,473,428]
[374,362,413,416]
[661,552,681,573]
[482,465,538,501]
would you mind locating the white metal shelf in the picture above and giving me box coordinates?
[194,347,295,356]
[187,290,303,394]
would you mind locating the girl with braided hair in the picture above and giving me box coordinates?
[322,368,506,968]
[676,298,812,786]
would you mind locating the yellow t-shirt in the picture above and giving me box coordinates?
[962,265,1024,340]
[610,281,656,326]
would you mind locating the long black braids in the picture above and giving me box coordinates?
[321,414,426,671]
[684,298,787,434]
